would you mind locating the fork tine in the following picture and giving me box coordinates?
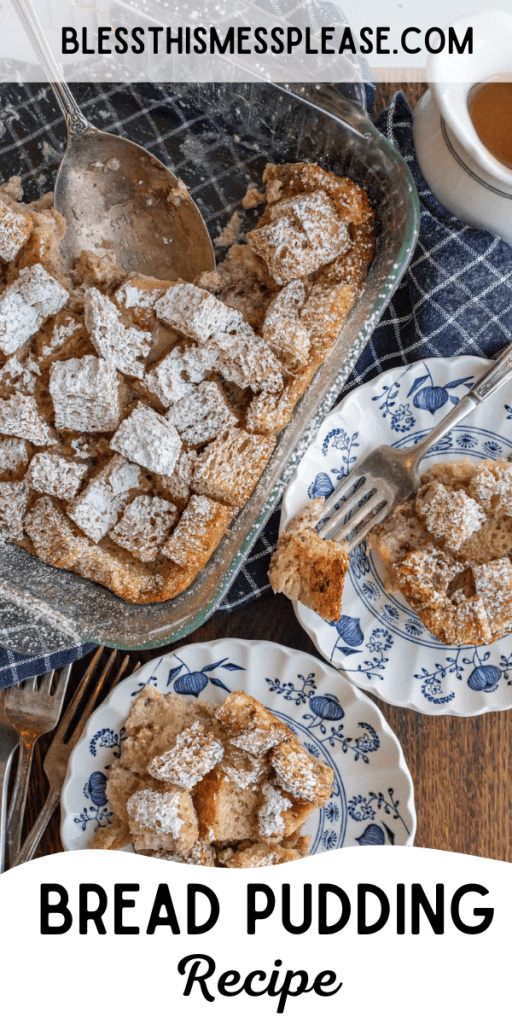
[346,502,391,551]
[110,655,130,690]
[323,491,387,543]
[16,676,37,693]
[49,663,72,699]
[318,484,375,539]
[52,645,104,742]
[65,649,118,748]
[39,670,56,696]
[320,472,366,520]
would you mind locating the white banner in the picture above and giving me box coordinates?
[1,847,508,1023]
[1,0,511,82]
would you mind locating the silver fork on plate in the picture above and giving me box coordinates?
[0,693,19,874]
[316,340,512,549]
[10,648,134,868]
[4,665,72,868]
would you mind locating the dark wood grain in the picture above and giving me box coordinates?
[20,82,512,866]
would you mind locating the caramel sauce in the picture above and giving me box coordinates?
[468,82,512,170]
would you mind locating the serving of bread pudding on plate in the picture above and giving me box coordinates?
[271,457,512,649]
[0,162,374,603]
[91,688,334,867]
[367,458,512,646]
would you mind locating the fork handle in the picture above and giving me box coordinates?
[7,736,36,868]
[0,748,17,873]
[410,340,512,467]
[10,787,60,869]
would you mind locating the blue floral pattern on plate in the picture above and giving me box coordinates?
[61,640,416,854]
[284,355,512,718]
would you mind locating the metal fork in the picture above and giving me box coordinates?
[10,647,131,868]
[4,665,72,868]
[317,340,512,549]
[0,693,19,874]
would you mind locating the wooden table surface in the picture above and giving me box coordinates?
[22,81,512,866]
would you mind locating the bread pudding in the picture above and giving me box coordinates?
[0,163,374,603]
[368,458,512,646]
[91,688,334,867]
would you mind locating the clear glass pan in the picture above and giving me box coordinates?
[0,82,420,654]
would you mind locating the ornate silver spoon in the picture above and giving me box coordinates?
[11,0,215,281]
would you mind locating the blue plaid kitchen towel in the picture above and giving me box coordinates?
[1,83,512,683]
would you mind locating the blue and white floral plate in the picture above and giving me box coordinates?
[283,355,512,717]
[60,639,416,854]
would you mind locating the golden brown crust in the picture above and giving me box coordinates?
[269,499,349,621]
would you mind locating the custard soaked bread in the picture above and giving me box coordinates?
[92,688,334,866]
[367,458,512,646]
[0,163,374,602]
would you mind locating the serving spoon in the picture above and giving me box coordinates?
[11,0,215,281]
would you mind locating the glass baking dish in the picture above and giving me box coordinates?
[0,81,420,654]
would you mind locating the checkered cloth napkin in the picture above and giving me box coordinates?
[1,84,512,686]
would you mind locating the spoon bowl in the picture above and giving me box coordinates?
[55,127,215,280]
[11,0,215,282]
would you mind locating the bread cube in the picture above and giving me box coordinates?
[262,280,311,373]
[155,283,283,393]
[67,455,142,542]
[142,344,218,408]
[0,199,32,262]
[110,401,182,476]
[245,362,317,436]
[247,189,350,284]
[416,481,485,550]
[473,557,512,636]
[270,738,333,804]
[222,746,268,791]
[215,691,292,754]
[257,781,315,839]
[84,287,152,379]
[109,494,177,562]
[27,450,89,501]
[162,494,231,571]
[148,721,224,788]
[0,264,68,355]
[24,496,159,603]
[469,459,512,515]
[223,842,302,868]
[269,499,349,622]
[301,281,358,360]
[114,274,173,331]
[49,355,121,433]
[166,381,237,447]
[34,311,89,367]
[192,427,276,508]
[156,281,243,344]
[72,250,124,291]
[0,354,40,397]
[127,785,199,854]
[393,546,461,611]
[156,450,197,509]
[0,480,30,540]
[13,209,67,284]
[0,437,30,477]
[262,162,373,224]
[194,766,260,844]
[120,689,222,775]
[0,393,54,446]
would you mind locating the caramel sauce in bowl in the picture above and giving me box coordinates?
[468,80,512,170]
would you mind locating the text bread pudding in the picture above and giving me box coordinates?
[0,164,374,603]
[91,689,334,867]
